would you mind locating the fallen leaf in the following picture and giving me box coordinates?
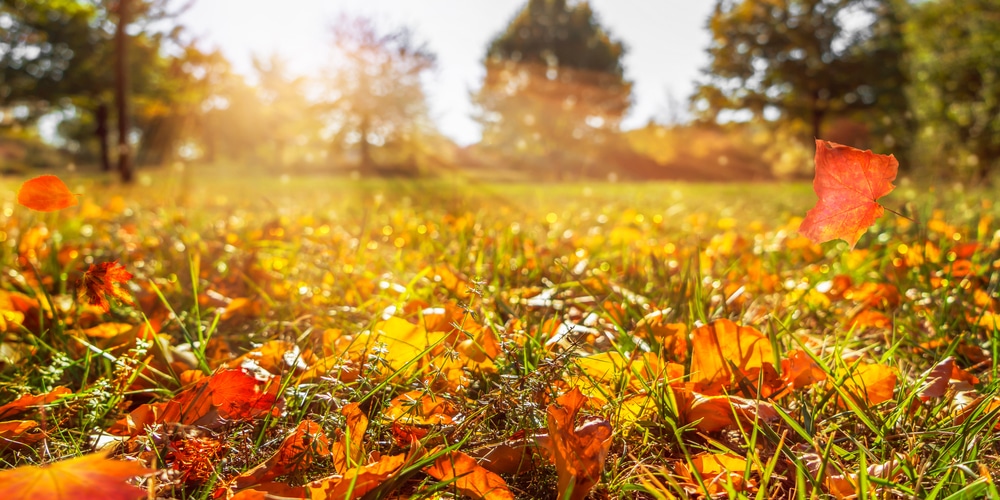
[0,386,71,420]
[168,436,226,486]
[780,350,827,392]
[307,453,406,499]
[79,261,134,313]
[109,369,282,435]
[0,420,44,449]
[840,362,897,408]
[799,140,898,248]
[17,175,78,212]
[0,451,151,499]
[545,387,613,500]
[425,451,515,500]
[468,430,544,476]
[384,390,458,426]
[678,390,780,433]
[332,403,368,474]
[233,420,331,490]
[919,356,979,400]
[675,452,758,496]
[689,319,774,394]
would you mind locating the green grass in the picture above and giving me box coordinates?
[0,168,998,499]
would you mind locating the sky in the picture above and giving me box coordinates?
[179,1,715,146]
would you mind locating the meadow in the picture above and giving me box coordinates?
[0,169,998,499]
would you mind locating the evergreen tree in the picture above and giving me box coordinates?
[473,0,631,179]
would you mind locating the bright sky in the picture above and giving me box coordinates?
[180,1,714,145]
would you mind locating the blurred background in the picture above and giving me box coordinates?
[1,0,997,183]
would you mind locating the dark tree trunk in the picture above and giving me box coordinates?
[358,114,375,174]
[95,103,111,172]
[811,108,824,141]
[114,0,133,183]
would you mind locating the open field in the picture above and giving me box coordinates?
[1,170,999,499]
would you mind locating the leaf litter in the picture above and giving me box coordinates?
[0,162,999,499]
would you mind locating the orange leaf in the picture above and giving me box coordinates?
[384,390,458,426]
[780,350,827,391]
[332,403,369,474]
[676,452,758,496]
[919,356,979,400]
[689,319,773,394]
[840,363,897,408]
[678,391,780,433]
[426,451,515,500]
[307,453,406,499]
[469,430,544,476]
[0,420,44,450]
[0,451,151,500]
[16,175,78,212]
[79,261,134,313]
[545,387,613,500]
[233,420,331,490]
[0,386,71,420]
[799,140,898,248]
[109,369,282,435]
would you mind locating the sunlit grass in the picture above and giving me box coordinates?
[0,169,998,498]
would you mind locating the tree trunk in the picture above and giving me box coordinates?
[811,107,824,141]
[95,103,111,172]
[114,0,133,183]
[358,114,375,175]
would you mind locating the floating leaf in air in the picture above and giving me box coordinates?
[16,175,78,212]
[799,140,898,248]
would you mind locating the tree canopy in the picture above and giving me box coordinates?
[905,0,1000,180]
[693,0,908,147]
[318,15,436,175]
[473,0,631,178]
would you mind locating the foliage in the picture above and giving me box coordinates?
[472,0,631,179]
[318,15,437,175]
[1,167,1000,498]
[799,139,897,248]
[694,0,909,150]
[904,0,1000,181]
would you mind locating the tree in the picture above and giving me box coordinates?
[473,0,631,179]
[905,0,1000,181]
[1,0,190,178]
[114,0,132,182]
[318,15,436,175]
[693,0,908,145]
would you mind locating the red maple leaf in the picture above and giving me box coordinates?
[79,261,134,313]
[799,139,898,248]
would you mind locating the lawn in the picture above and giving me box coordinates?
[0,169,998,499]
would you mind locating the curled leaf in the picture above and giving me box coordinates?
[545,387,612,500]
[79,261,134,313]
